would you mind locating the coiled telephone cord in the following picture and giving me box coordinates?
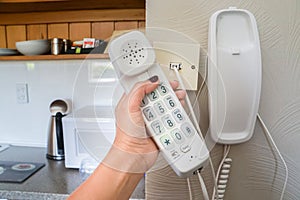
[212,145,232,200]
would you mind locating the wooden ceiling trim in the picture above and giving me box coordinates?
[0,9,145,25]
[0,0,145,13]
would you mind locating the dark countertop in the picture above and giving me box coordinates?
[0,146,145,199]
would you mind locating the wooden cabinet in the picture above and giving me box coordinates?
[0,0,145,59]
[27,24,48,40]
[6,25,26,48]
[0,26,6,48]
[0,10,145,49]
[0,0,145,13]
[48,23,69,39]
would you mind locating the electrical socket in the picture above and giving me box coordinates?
[16,83,29,104]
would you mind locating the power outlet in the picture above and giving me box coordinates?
[16,83,29,104]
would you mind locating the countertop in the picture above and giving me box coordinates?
[0,146,145,199]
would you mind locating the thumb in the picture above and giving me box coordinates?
[128,75,159,113]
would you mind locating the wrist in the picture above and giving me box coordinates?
[101,126,158,173]
[102,143,157,174]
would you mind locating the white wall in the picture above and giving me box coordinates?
[0,59,117,147]
[146,0,300,199]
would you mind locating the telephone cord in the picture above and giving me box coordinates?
[173,67,218,200]
[192,55,208,111]
[197,171,210,200]
[174,57,288,200]
[187,177,193,200]
[257,114,288,200]
[212,145,232,200]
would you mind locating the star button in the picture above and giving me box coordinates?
[160,135,174,150]
[164,139,171,145]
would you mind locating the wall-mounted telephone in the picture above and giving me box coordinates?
[109,31,209,177]
[208,7,262,144]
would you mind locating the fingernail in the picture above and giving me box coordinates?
[149,75,159,83]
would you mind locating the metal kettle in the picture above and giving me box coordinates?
[47,99,70,160]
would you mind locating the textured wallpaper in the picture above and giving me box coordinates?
[146,0,300,199]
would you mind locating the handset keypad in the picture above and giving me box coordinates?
[154,101,166,115]
[157,84,169,96]
[141,82,196,159]
[142,107,156,121]
[140,97,149,107]
[151,120,165,135]
[148,90,159,101]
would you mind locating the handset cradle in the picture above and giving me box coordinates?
[109,31,209,177]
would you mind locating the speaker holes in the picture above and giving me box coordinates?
[121,40,148,66]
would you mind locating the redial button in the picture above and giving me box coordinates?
[180,144,191,153]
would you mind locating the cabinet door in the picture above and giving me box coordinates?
[114,21,138,30]
[27,24,47,40]
[0,26,6,48]
[48,23,69,39]
[6,25,26,49]
[92,22,114,40]
[70,23,91,41]
[138,21,145,28]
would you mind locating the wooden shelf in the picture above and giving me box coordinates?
[0,53,109,61]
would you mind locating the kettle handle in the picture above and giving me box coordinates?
[55,112,64,155]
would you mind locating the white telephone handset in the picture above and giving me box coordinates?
[109,31,209,177]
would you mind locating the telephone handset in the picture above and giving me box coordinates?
[109,31,209,177]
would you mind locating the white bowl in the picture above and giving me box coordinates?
[16,39,51,55]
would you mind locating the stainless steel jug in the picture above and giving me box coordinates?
[47,99,70,160]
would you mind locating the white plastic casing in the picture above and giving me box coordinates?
[109,31,158,93]
[208,8,262,144]
[108,31,209,177]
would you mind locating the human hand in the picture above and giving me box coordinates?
[102,75,186,173]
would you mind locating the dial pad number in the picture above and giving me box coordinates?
[162,115,176,129]
[154,101,166,115]
[143,107,156,121]
[148,90,159,101]
[141,97,149,107]
[157,84,168,96]
[164,96,176,109]
[172,109,184,122]
[171,129,185,144]
[151,120,165,135]
[141,83,196,152]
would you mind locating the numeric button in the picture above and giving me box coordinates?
[172,109,185,122]
[142,107,156,121]
[171,129,185,144]
[140,97,149,107]
[154,101,166,115]
[151,120,165,135]
[162,115,175,129]
[157,84,169,96]
[148,90,159,101]
[164,96,176,110]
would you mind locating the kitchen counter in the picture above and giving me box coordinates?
[0,146,145,199]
